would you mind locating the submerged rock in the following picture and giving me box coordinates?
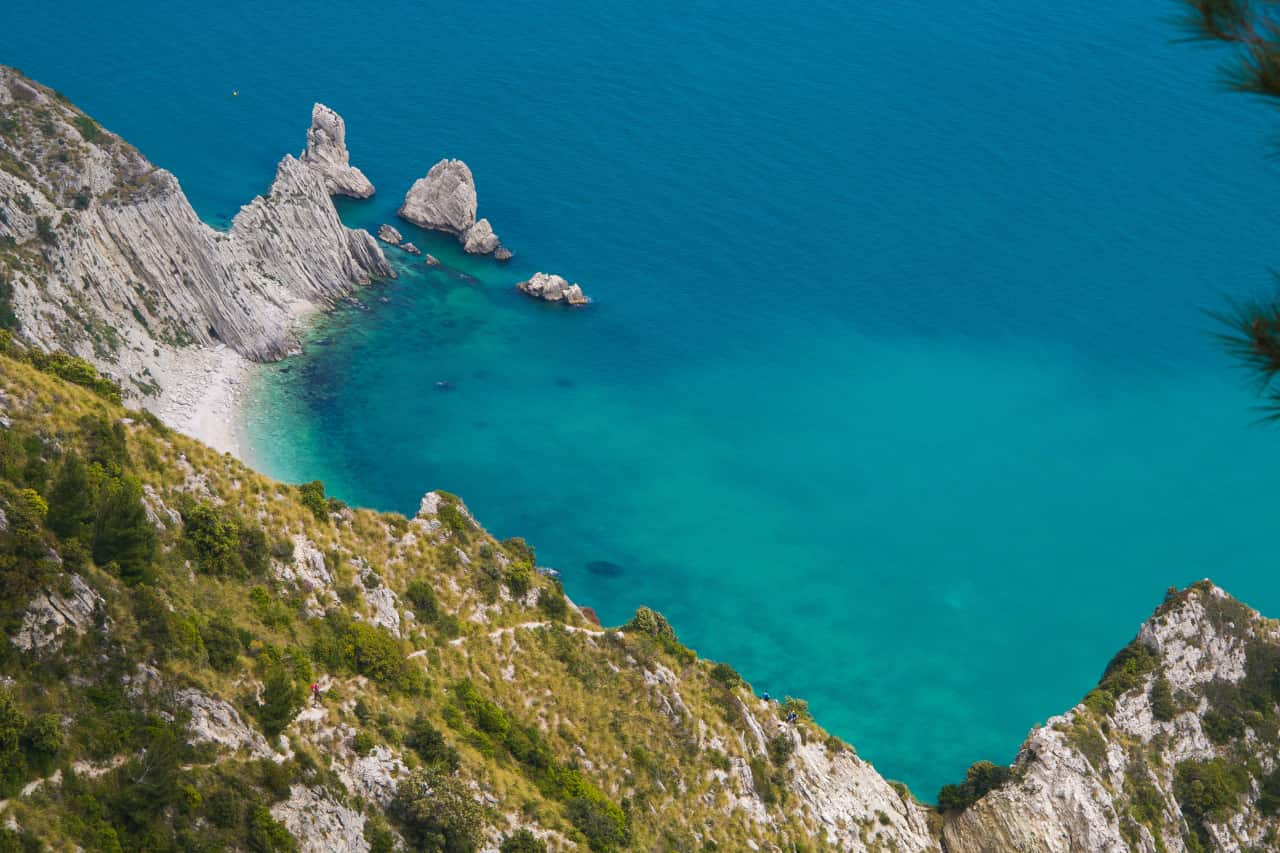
[300,103,375,199]
[586,560,623,578]
[376,224,402,245]
[398,158,508,256]
[516,272,589,306]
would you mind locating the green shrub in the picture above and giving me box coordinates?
[0,692,27,792]
[46,453,95,541]
[405,580,438,621]
[538,581,568,621]
[201,615,243,672]
[71,114,100,142]
[0,485,58,607]
[709,662,742,688]
[748,755,781,806]
[437,499,471,539]
[505,561,534,598]
[0,276,16,332]
[502,537,536,565]
[26,352,120,402]
[352,730,376,756]
[767,733,794,767]
[1150,674,1175,722]
[255,666,303,738]
[181,501,241,576]
[1174,758,1249,827]
[297,481,328,522]
[312,614,420,692]
[391,767,483,853]
[246,804,296,852]
[566,794,630,851]
[406,714,459,771]
[937,760,1011,812]
[21,713,61,757]
[34,216,55,245]
[364,814,396,853]
[92,476,156,584]
[500,829,547,853]
[1260,766,1280,815]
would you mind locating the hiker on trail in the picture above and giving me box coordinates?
[310,683,320,705]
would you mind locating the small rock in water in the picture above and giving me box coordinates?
[517,272,589,306]
[401,242,421,256]
[377,224,403,245]
[494,247,513,262]
[424,254,440,266]
[586,560,623,578]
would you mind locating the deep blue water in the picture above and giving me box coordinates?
[8,1,1280,799]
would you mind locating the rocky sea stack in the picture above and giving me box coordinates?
[398,158,509,257]
[516,272,589,305]
[299,103,375,199]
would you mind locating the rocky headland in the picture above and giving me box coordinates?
[517,272,589,305]
[0,66,391,454]
[397,158,509,257]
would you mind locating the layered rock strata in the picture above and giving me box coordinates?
[299,103,375,198]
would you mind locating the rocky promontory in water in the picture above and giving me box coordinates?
[517,272,589,305]
[5,64,1280,851]
[300,102,375,199]
[397,158,510,257]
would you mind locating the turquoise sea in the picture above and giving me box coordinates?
[8,1,1280,798]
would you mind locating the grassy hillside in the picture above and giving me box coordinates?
[0,341,929,852]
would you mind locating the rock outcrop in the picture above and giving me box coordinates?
[272,786,369,853]
[942,581,1280,853]
[516,272,589,305]
[12,575,105,652]
[376,224,402,245]
[0,65,391,409]
[300,103,374,199]
[397,158,508,256]
[176,688,274,759]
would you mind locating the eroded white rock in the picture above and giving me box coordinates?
[300,103,375,199]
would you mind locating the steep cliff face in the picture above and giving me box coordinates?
[0,65,390,401]
[943,582,1280,852]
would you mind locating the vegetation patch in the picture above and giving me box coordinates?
[936,760,1010,812]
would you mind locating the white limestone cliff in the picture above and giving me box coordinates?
[0,65,392,447]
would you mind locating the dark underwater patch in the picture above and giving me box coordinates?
[586,560,623,578]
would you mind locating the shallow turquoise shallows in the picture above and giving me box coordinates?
[9,0,1280,798]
